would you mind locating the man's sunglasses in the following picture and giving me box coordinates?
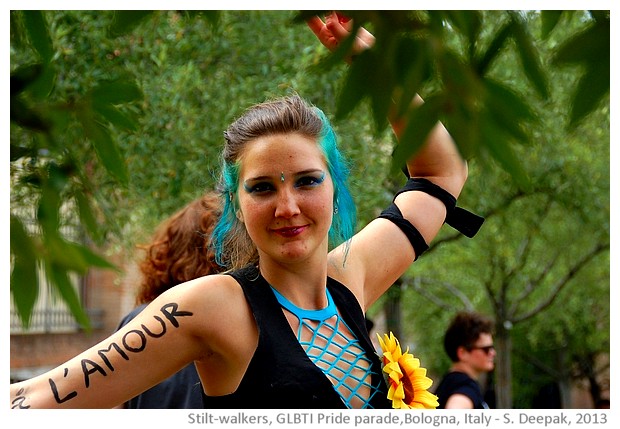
[468,345,495,354]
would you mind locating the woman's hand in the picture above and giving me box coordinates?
[306,12,375,58]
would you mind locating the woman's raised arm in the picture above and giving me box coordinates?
[309,12,473,309]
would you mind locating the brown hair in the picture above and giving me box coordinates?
[443,311,494,362]
[213,94,355,269]
[135,192,222,305]
[214,95,327,269]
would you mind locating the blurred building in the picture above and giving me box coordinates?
[10,253,137,383]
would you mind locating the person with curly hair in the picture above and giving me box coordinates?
[116,192,222,408]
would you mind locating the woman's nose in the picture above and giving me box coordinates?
[274,188,301,218]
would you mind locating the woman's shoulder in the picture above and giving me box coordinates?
[155,273,247,319]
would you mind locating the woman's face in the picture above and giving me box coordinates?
[236,133,334,265]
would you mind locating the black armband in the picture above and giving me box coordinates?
[378,203,429,260]
[395,177,484,238]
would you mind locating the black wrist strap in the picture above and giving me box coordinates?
[395,177,484,238]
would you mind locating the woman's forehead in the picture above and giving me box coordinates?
[238,133,327,177]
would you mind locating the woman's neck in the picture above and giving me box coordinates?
[258,255,329,310]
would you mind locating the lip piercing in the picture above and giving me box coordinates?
[280,171,285,182]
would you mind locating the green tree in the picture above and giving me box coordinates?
[11,10,144,328]
[392,11,609,406]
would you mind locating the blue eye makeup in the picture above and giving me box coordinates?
[243,181,274,194]
[295,171,326,188]
[242,171,326,195]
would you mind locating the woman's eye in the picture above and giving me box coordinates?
[296,175,325,188]
[244,182,274,194]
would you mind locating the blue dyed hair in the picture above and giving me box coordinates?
[211,95,356,269]
[313,107,356,251]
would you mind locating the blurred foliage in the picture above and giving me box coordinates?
[391,11,609,406]
[298,10,609,188]
[10,10,609,407]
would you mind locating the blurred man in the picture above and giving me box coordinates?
[434,311,496,409]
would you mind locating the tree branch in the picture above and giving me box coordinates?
[513,241,609,323]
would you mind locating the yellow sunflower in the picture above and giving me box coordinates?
[377,332,439,409]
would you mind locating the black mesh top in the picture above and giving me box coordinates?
[201,265,390,409]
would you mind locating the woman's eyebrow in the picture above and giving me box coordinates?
[244,169,325,183]
[293,169,325,177]
[243,175,272,183]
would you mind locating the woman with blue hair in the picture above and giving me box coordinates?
[10,14,478,409]
[212,94,357,271]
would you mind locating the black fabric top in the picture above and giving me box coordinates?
[434,371,489,409]
[117,304,203,409]
[201,265,391,409]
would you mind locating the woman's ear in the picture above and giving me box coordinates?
[236,209,244,223]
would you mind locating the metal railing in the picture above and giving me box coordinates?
[10,308,105,334]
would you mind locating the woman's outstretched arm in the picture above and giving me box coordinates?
[9,274,249,408]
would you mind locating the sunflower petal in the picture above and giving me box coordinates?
[377,331,439,409]
[413,390,440,409]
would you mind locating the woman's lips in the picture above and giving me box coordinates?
[272,226,307,237]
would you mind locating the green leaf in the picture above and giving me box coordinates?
[391,96,442,174]
[10,11,25,49]
[44,233,117,276]
[10,256,39,328]
[43,235,87,273]
[449,10,481,41]
[10,95,50,132]
[10,63,43,96]
[74,190,104,243]
[551,16,610,127]
[476,20,513,76]
[335,51,373,120]
[11,62,54,110]
[10,144,36,162]
[442,99,480,159]
[90,79,143,106]
[481,116,531,190]
[93,104,138,131]
[393,38,430,113]
[483,78,536,144]
[108,10,154,37]
[540,11,564,39]
[22,11,53,62]
[21,12,56,98]
[369,81,393,134]
[510,12,549,100]
[77,113,129,185]
[552,16,609,65]
[442,10,481,58]
[568,62,609,128]
[37,181,61,235]
[10,215,40,328]
[367,45,395,132]
[29,64,57,100]
[68,241,118,271]
[440,50,482,100]
[47,262,91,331]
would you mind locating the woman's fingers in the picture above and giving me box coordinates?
[306,15,339,51]
[307,11,375,55]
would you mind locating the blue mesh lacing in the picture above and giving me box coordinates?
[271,286,381,408]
